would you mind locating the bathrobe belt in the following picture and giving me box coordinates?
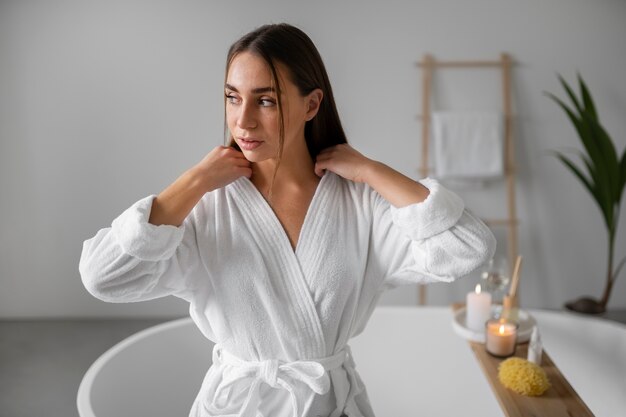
[211,343,361,417]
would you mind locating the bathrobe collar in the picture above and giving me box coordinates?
[228,171,337,359]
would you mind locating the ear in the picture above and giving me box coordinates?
[304,89,323,121]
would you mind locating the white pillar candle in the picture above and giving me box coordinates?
[466,284,492,332]
[485,319,518,357]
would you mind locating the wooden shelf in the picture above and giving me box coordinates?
[451,304,594,417]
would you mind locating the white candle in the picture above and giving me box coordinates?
[466,284,492,332]
[486,319,517,357]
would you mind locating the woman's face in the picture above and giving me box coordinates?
[225,52,315,163]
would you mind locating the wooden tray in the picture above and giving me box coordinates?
[451,303,594,417]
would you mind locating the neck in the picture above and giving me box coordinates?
[250,137,319,193]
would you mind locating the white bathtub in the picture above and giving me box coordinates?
[77,307,626,417]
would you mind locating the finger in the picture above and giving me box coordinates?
[314,162,326,177]
[221,145,238,153]
[225,147,246,157]
[315,153,332,163]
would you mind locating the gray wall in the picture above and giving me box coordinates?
[1,0,625,318]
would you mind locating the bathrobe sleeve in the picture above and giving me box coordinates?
[369,178,496,290]
[79,195,202,303]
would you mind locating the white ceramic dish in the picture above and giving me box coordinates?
[452,305,536,343]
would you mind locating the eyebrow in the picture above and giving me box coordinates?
[224,83,276,94]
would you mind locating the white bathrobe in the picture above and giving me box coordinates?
[79,172,495,417]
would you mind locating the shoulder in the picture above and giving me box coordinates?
[187,181,237,222]
[325,171,381,213]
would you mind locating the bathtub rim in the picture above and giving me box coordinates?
[76,316,194,417]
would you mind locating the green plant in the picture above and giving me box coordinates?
[545,74,626,313]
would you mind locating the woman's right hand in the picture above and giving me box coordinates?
[149,145,251,226]
[193,146,252,193]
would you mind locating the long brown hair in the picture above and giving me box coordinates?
[224,23,347,195]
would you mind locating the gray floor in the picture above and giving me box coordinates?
[0,318,175,417]
[1,311,625,417]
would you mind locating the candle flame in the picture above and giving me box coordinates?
[475,284,482,294]
[499,325,505,335]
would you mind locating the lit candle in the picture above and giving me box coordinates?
[466,284,492,332]
[485,319,518,357]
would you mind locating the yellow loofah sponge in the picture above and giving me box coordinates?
[498,357,551,396]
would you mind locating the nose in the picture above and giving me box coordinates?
[237,101,257,129]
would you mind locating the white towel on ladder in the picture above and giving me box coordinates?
[432,111,504,181]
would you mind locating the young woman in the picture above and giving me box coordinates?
[80,23,496,417]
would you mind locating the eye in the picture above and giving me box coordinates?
[225,93,240,105]
[259,98,276,107]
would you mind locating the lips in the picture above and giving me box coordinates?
[237,137,263,151]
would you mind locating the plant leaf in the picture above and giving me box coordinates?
[584,113,620,203]
[580,151,595,179]
[578,73,598,122]
[545,92,605,173]
[571,90,615,200]
[557,74,584,115]
[560,149,602,203]
[554,152,611,228]
[546,74,624,233]
[553,152,593,190]
[619,147,626,203]
[576,75,621,211]
[573,151,604,208]
[575,111,613,215]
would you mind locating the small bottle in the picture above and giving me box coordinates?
[527,326,543,365]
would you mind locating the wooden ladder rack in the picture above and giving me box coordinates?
[416,53,519,305]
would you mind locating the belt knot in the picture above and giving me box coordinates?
[209,344,355,417]
[260,359,280,387]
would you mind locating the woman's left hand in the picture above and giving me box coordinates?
[314,144,376,183]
